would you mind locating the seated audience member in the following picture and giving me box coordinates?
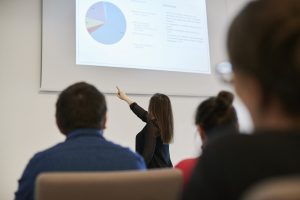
[176,91,238,186]
[183,0,300,200]
[15,82,146,200]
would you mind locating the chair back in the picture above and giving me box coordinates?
[36,169,183,200]
[242,176,300,200]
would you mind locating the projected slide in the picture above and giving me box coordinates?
[86,2,126,44]
[76,0,211,74]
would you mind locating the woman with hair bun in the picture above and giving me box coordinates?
[176,91,238,186]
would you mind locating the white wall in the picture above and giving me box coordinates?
[0,0,251,199]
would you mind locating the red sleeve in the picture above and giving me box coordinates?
[175,158,198,186]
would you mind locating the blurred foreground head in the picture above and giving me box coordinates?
[228,0,300,129]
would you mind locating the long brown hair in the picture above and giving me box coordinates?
[148,93,174,144]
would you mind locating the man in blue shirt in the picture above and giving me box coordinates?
[15,82,146,200]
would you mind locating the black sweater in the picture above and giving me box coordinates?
[130,103,173,169]
[183,129,300,200]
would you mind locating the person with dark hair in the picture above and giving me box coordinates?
[117,87,173,168]
[15,82,146,200]
[176,91,238,186]
[183,0,300,200]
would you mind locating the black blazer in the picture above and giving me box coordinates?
[183,129,300,200]
[130,103,173,169]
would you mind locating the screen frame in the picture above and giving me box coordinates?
[41,0,228,96]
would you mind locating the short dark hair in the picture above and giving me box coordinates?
[56,82,107,135]
[195,91,238,136]
[148,93,174,144]
[228,0,300,115]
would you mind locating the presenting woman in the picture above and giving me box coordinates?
[117,87,173,169]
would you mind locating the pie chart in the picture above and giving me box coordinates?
[86,2,126,45]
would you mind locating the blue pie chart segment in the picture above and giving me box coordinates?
[86,2,126,45]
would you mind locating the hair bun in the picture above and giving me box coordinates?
[215,91,234,111]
